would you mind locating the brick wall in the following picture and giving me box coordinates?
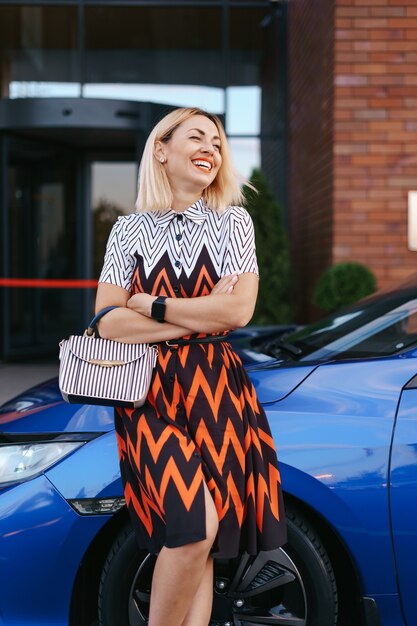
[334,0,417,288]
[287,0,335,321]
[288,0,417,322]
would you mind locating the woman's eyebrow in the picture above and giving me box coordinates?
[188,127,221,141]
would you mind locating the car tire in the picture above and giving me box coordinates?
[98,525,148,626]
[285,504,338,626]
[99,507,338,626]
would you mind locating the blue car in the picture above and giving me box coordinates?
[1,278,417,626]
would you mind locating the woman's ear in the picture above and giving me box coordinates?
[154,141,166,163]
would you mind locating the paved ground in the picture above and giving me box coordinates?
[0,361,59,406]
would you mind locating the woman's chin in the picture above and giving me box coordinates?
[181,176,213,194]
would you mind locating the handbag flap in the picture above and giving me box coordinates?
[66,335,152,366]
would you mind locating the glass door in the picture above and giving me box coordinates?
[90,161,137,281]
[4,136,82,359]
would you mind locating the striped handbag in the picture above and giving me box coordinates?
[59,306,158,408]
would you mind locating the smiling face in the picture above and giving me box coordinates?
[155,114,223,197]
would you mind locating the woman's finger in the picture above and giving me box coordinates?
[212,274,238,294]
[212,277,228,292]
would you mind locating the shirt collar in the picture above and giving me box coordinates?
[151,198,209,230]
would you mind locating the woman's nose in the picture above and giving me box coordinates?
[202,143,214,154]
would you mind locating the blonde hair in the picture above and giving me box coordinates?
[135,107,248,213]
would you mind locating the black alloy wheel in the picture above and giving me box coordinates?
[98,507,338,626]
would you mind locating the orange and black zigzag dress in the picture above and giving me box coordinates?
[99,199,287,557]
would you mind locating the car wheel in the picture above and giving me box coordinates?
[284,505,338,626]
[99,507,337,626]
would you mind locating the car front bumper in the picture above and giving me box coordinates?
[0,475,110,626]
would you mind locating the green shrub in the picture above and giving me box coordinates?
[244,169,293,325]
[313,262,377,312]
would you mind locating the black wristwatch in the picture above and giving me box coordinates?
[151,296,167,323]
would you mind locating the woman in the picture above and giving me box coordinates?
[96,107,286,626]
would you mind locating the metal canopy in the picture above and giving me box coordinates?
[0,98,171,131]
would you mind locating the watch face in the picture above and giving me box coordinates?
[152,298,166,322]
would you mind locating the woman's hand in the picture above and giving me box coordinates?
[211,274,239,295]
[127,293,155,316]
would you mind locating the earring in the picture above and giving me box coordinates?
[159,157,165,163]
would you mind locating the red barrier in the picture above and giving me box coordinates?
[0,279,98,288]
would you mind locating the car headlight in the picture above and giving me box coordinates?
[0,441,84,485]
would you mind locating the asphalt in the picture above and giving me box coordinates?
[0,361,59,406]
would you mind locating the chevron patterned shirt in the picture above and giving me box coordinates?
[98,198,259,293]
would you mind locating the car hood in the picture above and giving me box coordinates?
[0,362,316,434]
[247,364,317,403]
[0,378,115,435]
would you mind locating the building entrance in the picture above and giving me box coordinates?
[0,98,168,361]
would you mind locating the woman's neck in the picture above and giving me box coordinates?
[170,189,203,213]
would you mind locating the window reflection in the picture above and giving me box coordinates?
[91,162,136,217]
[227,7,268,178]
[84,6,223,88]
[279,294,417,360]
[226,87,261,135]
[10,82,81,99]
[91,162,137,279]
[84,84,224,112]
[1,4,270,186]
[229,137,260,179]
[0,5,79,99]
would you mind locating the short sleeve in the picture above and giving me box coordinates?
[98,216,135,291]
[221,207,259,277]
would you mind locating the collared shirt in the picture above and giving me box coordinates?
[99,198,259,293]
[152,197,209,230]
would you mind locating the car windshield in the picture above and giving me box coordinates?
[262,282,417,362]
